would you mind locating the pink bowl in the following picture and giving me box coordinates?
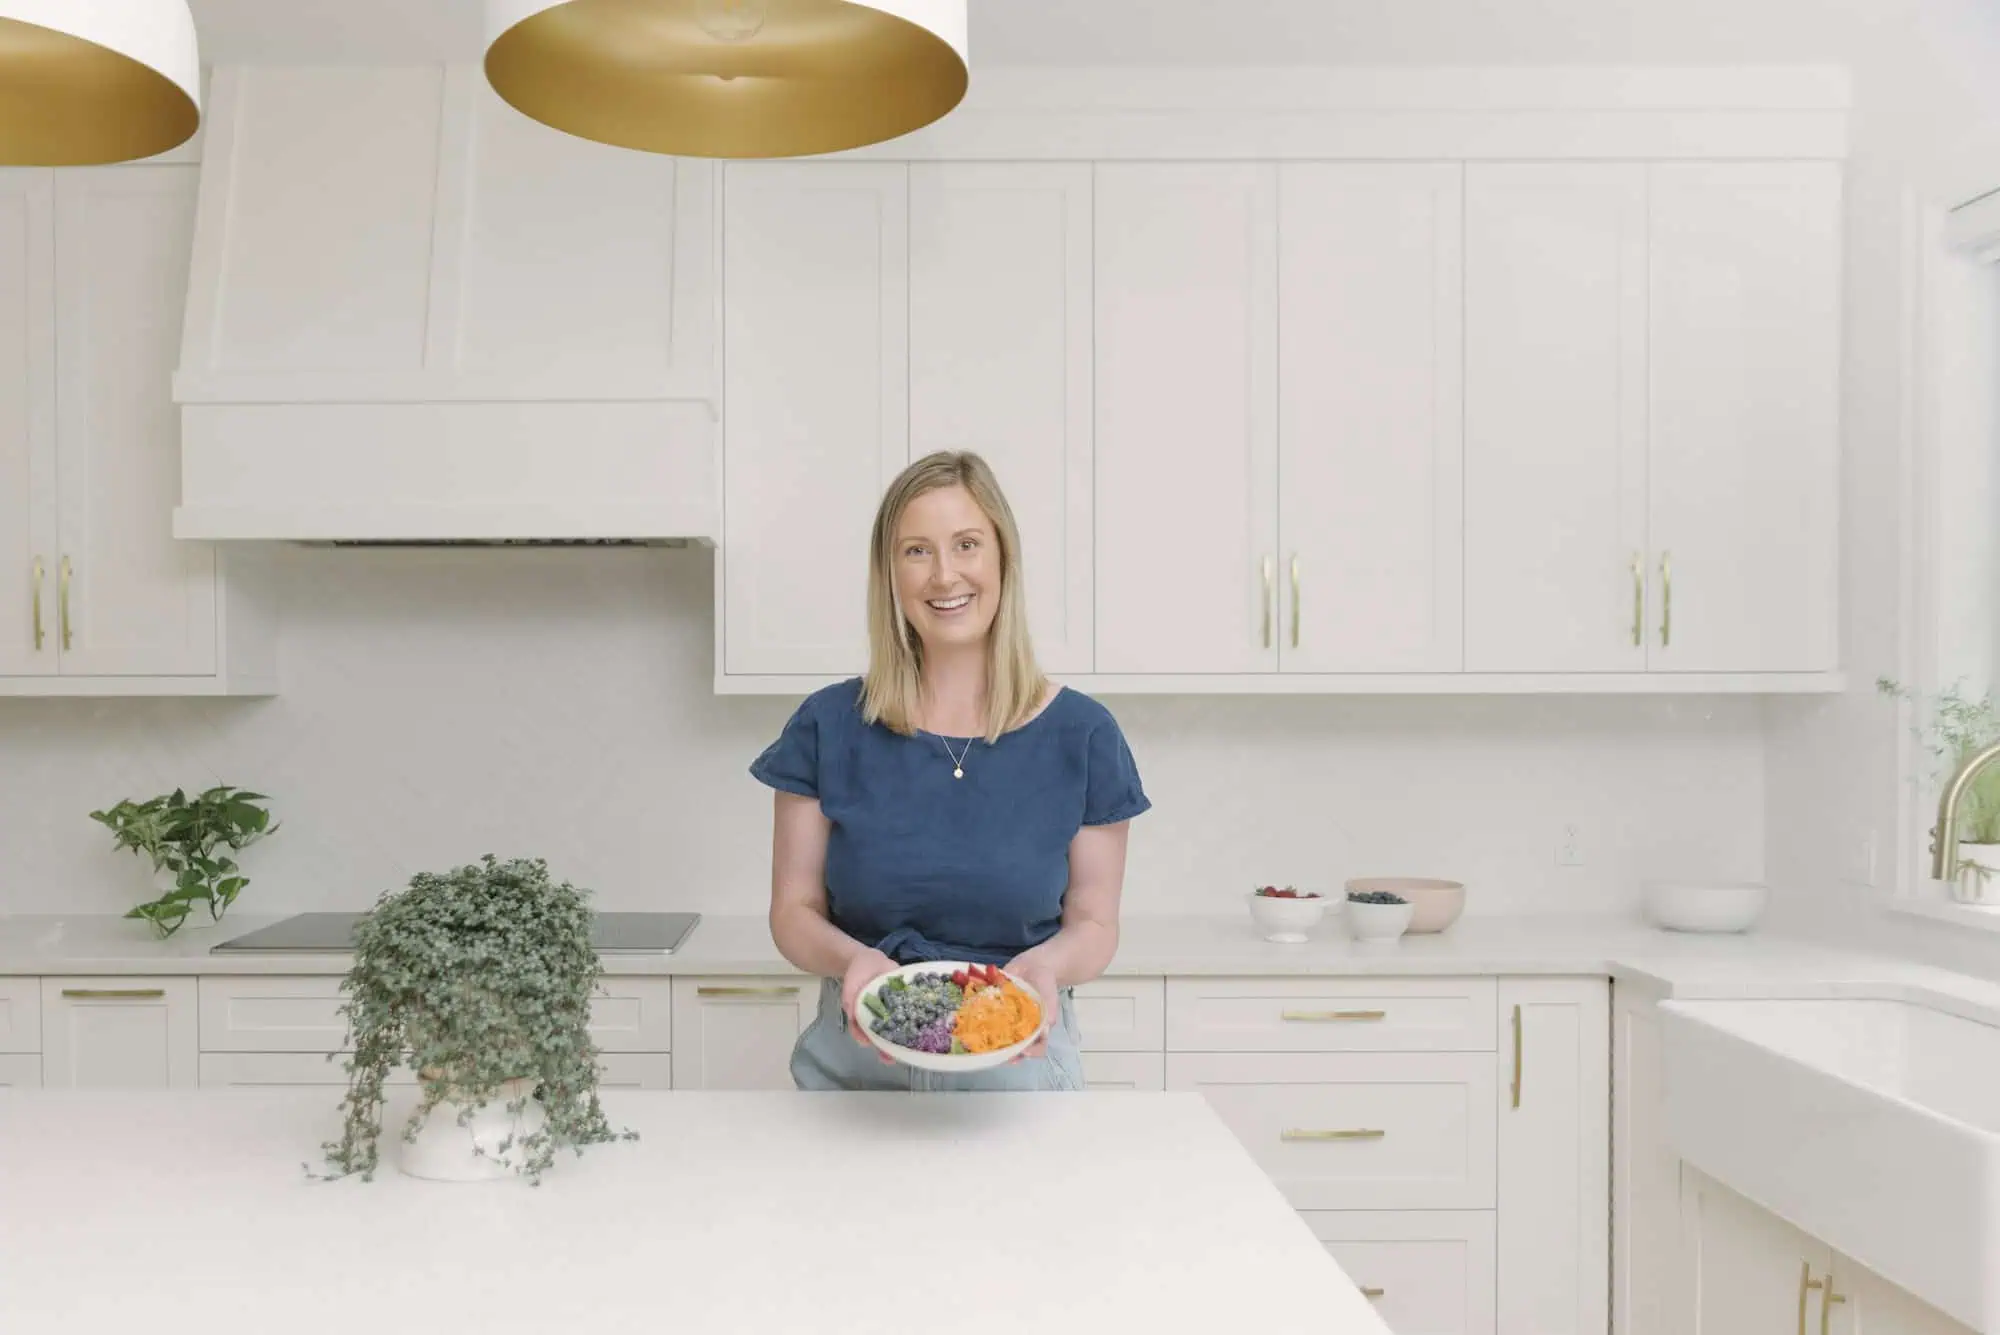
[1344,877,1465,934]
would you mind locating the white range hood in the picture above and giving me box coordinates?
[170,65,720,545]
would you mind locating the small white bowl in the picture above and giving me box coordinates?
[1641,881,1768,934]
[1344,898,1414,942]
[1247,891,1328,943]
[856,961,1049,1072]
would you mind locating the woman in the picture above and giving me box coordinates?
[749,450,1150,1091]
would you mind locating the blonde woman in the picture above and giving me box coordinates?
[751,450,1150,1091]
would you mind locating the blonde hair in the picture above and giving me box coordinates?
[861,450,1048,743]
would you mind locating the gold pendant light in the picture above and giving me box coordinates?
[0,0,200,165]
[483,0,969,159]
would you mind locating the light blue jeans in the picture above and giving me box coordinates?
[789,975,1087,1091]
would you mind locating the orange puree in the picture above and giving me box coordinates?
[952,980,1043,1053]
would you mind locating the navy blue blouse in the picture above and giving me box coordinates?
[749,678,1151,967]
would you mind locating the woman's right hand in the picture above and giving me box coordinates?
[840,947,899,1061]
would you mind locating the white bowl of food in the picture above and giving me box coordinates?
[1247,886,1328,943]
[1343,888,1415,942]
[1345,877,1466,933]
[857,961,1049,1072]
[1641,880,1768,934]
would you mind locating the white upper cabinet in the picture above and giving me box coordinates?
[0,165,274,695]
[1278,163,1465,674]
[910,163,1095,676]
[1093,162,1278,675]
[720,162,909,679]
[1464,164,1650,674]
[1647,163,1840,673]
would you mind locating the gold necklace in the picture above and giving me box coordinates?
[935,732,972,779]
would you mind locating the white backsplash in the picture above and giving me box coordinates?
[0,546,1764,921]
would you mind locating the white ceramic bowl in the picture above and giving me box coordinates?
[1345,877,1465,933]
[1247,891,1328,943]
[1641,880,1768,934]
[856,961,1049,1072]
[1344,898,1415,942]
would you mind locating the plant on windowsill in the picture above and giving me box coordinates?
[88,785,277,938]
[313,854,637,1186]
[1879,677,2000,903]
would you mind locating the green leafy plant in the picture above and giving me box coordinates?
[89,785,277,937]
[315,854,636,1186]
[1878,677,2000,842]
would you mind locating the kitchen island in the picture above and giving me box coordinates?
[0,1086,1379,1335]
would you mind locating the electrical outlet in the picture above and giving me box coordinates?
[1850,828,1879,887]
[1557,824,1584,866]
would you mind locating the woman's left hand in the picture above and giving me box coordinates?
[1002,956,1060,1061]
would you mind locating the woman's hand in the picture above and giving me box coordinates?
[840,947,899,1063]
[1002,955,1061,1061]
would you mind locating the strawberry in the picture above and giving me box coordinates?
[951,969,969,987]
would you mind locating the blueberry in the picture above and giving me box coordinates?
[1347,890,1408,905]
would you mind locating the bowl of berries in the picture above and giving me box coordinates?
[1248,884,1326,943]
[1343,888,1414,942]
[857,961,1049,1073]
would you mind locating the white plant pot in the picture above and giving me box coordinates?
[396,1077,547,1182]
[1954,844,2000,906]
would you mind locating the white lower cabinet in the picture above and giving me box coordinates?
[1613,982,1683,1335]
[1303,1210,1498,1335]
[1078,1051,1164,1090]
[0,1053,40,1086]
[671,976,816,1090]
[197,1050,673,1090]
[40,977,197,1087]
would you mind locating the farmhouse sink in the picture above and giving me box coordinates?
[1659,995,2000,1331]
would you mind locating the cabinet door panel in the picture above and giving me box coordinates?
[671,978,815,1090]
[40,978,197,1088]
[722,162,908,676]
[1094,163,1278,674]
[1464,165,1647,672]
[1279,163,1464,673]
[0,171,53,678]
[1648,163,1840,671]
[53,166,214,677]
[911,163,1094,674]
[1683,1167,1830,1335]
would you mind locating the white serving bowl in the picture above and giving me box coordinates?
[1641,880,1768,934]
[856,961,1049,1072]
[1346,877,1465,933]
[1344,898,1415,942]
[1247,891,1328,943]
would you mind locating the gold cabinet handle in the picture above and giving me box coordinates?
[1290,553,1301,649]
[1261,556,1273,648]
[1282,1009,1386,1022]
[1361,1287,1385,1300]
[1821,1274,1846,1335]
[1511,1003,1523,1108]
[1631,553,1643,647]
[30,556,43,651]
[1659,551,1671,648]
[61,988,165,1000]
[58,554,71,651]
[695,985,800,998]
[1800,1262,1823,1335]
[1281,1128,1385,1141]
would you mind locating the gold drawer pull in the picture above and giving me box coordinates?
[696,985,800,998]
[1281,1009,1386,1022]
[31,556,44,651]
[1282,1128,1385,1142]
[1362,1287,1385,1300]
[61,988,164,1000]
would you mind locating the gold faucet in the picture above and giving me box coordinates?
[1930,739,2000,881]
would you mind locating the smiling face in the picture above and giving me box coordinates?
[893,483,1003,651]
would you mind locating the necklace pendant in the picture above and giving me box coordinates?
[953,767,964,779]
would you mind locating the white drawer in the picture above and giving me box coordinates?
[199,1050,673,1089]
[199,976,675,1053]
[0,1052,41,1086]
[1079,1050,1164,1090]
[1302,1210,1497,1335]
[1072,977,1164,1051]
[1168,1052,1497,1210]
[1168,978,1496,1053]
[0,977,41,1052]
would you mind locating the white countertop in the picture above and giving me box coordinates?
[7,909,2000,1013]
[0,1087,1379,1335]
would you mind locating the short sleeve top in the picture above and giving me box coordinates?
[749,678,1151,967]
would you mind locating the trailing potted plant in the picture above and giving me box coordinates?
[315,854,636,1185]
[1879,677,2000,903]
[89,784,276,937]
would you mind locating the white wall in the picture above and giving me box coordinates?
[0,546,1765,922]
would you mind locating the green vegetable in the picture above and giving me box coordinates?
[885,976,907,992]
[950,1039,967,1055]
[863,991,889,1020]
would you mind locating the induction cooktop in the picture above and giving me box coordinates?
[209,911,701,955]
